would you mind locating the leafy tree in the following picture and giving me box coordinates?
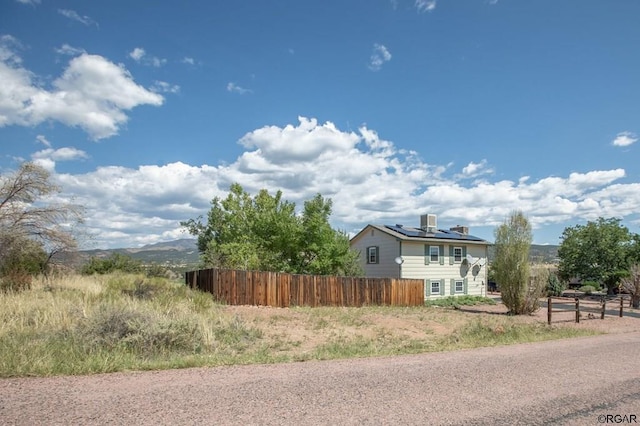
[492,211,541,314]
[557,217,637,294]
[0,162,83,288]
[181,183,362,276]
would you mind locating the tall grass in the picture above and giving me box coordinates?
[0,273,267,377]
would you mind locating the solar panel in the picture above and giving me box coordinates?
[384,225,485,241]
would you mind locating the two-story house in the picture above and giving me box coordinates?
[350,214,490,299]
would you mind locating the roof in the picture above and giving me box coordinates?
[351,224,488,245]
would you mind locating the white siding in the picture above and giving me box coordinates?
[350,227,401,278]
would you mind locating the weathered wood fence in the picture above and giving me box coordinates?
[547,297,624,325]
[185,268,424,307]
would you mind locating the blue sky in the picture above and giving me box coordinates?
[1,0,639,249]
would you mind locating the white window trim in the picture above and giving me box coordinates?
[367,246,378,264]
[455,280,464,294]
[430,280,440,295]
[453,247,463,263]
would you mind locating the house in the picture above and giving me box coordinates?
[350,214,490,299]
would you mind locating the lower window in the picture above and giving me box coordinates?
[455,280,464,294]
[431,280,440,295]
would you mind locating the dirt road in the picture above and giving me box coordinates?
[2,332,640,425]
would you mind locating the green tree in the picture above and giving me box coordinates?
[181,184,362,276]
[557,217,637,294]
[492,211,541,314]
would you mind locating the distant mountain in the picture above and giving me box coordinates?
[487,244,559,264]
[79,238,200,269]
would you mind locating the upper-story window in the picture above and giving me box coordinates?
[429,246,439,263]
[453,247,463,263]
[367,246,379,264]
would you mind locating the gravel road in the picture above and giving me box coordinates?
[2,332,640,425]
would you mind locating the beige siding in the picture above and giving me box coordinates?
[350,227,401,278]
[399,242,488,299]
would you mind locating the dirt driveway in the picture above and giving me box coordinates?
[2,331,640,425]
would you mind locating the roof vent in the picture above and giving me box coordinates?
[450,225,469,235]
[420,214,437,233]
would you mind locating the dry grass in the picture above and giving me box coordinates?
[2,273,634,377]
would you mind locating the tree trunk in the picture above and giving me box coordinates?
[632,295,640,309]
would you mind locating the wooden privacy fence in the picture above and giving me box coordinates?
[185,268,424,307]
[547,297,624,325]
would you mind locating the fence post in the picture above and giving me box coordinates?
[547,297,552,325]
[601,299,606,320]
[575,298,580,323]
[620,297,624,317]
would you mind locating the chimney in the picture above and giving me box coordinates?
[450,225,469,235]
[420,214,437,233]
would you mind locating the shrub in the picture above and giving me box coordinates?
[582,280,601,292]
[81,253,142,275]
[546,274,565,297]
[425,295,496,308]
[76,304,204,355]
[578,285,596,295]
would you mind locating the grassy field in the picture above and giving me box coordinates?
[0,274,600,377]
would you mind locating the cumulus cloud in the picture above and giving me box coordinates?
[369,44,392,71]
[181,56,195,65]
[416,0,436,13]
[0,38,164,139]
[612,131,637,147]
[58,9,98,27]
[34,117,640,248]
[227,82,252,94]
[129,47,166,67]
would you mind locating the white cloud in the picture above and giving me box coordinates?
[16,0,40,5]
[416,0,436,13]
[129,47,166,67]
[152,80,180,94]
[129,47,145,61]
[58,9,98,27]
[36,134,51,147]
[460,160,494,178]
[612,131,637,147]
[227,82,252,94]
[0,39,164,139]
[55,44,86,56]
[32,117,640,248]
[181,56,195,65]
[369,44,392,71]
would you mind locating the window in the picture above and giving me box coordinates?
[453,247,463,263]
[431,280,440,295]
[367,246,379,264]
[455,280,464,294]
[429,246,439,263]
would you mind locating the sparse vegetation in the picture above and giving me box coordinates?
[0,273,603,377]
